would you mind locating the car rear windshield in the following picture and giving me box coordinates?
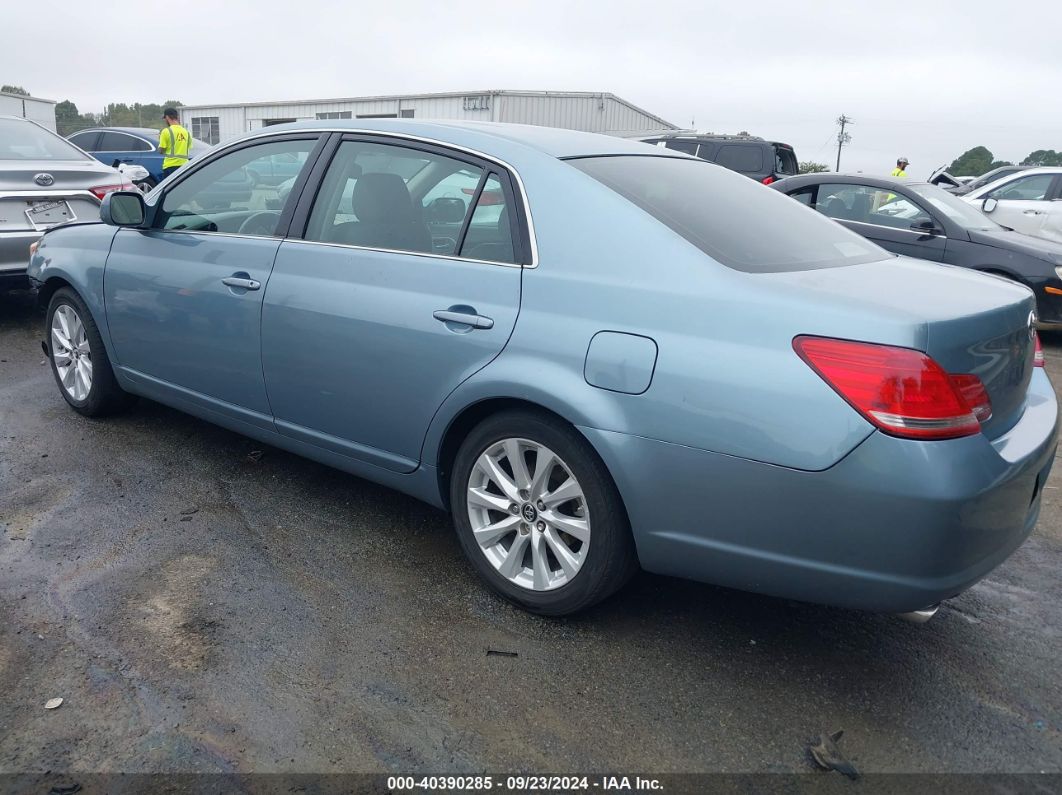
[0,118,91,161]
[569,155,888,273]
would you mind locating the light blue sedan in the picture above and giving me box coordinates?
[27,120,1058,618]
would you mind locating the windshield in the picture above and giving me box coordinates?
[908,183,999,231]
[570,155,887,273]
[0,117,92,161]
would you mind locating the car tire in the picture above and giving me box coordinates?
[46,287,136,417]
[450,410,638,615]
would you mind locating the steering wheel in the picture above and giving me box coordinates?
[237,211,280,236]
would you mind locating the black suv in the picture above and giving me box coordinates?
[640,134,798,184]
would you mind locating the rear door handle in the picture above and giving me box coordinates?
[1023,209,1045,215]
[433,309,494,329]
[222,276,261,290]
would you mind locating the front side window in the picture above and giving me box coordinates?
[986,173,1054,201]
[158,138,316,234]
[816,184,933,228]
[0,118,91,161]
[570,156,886,273]
[304,139,518,263]
[190,116,220,146]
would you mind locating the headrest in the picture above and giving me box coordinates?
[351,172,414,223]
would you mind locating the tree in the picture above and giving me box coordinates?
[948,146,1011,177]
[799,161,830,174]
[1022,150,1062,167]
[1,84,29,95]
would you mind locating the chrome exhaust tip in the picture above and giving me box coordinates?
[898,604,941,624]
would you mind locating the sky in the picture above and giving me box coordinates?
[3,0,1060,178]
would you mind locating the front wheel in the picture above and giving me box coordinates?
[46,288,135,417]
[450,410,637,615]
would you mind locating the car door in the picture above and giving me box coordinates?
[1039,175,1062,243]
[96,131,148,170]
[103,133,325,428]
[979,172,1057,239]
[261,135,525,473]
[811,182,946,261]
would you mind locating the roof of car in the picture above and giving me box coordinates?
[73,126,158,138]
[230,119,671,159]
[775,173,927,191]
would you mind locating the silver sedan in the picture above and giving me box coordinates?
[0,115,131,284]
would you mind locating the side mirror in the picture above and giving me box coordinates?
[100,191,146,227]
[982,197,998,214]
[426,197,466,224]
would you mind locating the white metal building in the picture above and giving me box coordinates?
[178,90,677,145]
[0,91,57,131]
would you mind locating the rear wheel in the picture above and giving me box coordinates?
[46,288,135,417]
[450,410,637,615]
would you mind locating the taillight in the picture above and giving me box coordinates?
[89,184,126,201]
[761,176,776,185]
[1034,332,1045,367]
[793,336,992,440]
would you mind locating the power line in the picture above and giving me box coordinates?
[835,114,853,171]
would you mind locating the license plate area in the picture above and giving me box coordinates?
[25,200,75,230]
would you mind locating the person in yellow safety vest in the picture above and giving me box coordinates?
[158,108,191,179]
[891,156,909,178]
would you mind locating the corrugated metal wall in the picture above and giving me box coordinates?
[1,95,57,130]
[182,93,674,143]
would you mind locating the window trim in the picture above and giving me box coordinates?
[287,131,533,268]
[95,131,154,153]
[145,127,538,267]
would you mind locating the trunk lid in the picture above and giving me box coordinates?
[0,159,118,231]
[774,257,1038,439]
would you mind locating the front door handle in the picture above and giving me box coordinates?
[433,309,494,330]
[222,276,261,291]
[1023,209,1045,216]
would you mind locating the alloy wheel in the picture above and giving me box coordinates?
[467,438,590,591]
[51,304,93,401]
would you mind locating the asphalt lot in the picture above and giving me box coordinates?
[1,286,1060,777]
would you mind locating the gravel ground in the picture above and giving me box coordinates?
[1,286,1060,777]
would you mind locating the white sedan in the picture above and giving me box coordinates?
[962,166,1062,243]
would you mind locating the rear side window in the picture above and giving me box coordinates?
[774,147,798,175]
[569,156,887,273]
[715,144,764,173]
[98,132,151,152]
[665,140,699,156]
[68,131,100,152]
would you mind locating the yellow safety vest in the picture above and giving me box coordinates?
[890,167,907,178]
[159,124,191,169]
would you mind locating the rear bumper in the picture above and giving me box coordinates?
[581,369,1059,613]
[0,231,40,275]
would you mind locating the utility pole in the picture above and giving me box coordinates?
[835,114,853,171]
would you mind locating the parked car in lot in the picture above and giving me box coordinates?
[27,120,1057,618]
[67,127,213,187]
[771,173,1062,325]
[948,165,1034,196]
[639,133,798,184]
[961,167,1062,245]
[1,115,133,286]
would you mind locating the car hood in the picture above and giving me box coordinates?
[928,165,963,188]
[0,158,121,191]
[968,227,1062,264]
